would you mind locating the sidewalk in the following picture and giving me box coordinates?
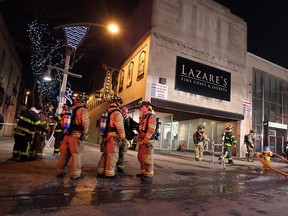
[154,146,288,170]
[0,136,287,170]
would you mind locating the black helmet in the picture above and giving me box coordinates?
[250,129,255,133]
[138,100,154,109]
[62,104,69,110]
[110,96,123,107]
[34,104,43,110]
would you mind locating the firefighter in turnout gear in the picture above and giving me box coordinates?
[283,141,288,159]
[137,101,156,184]
[53,115,63,156]
[193,125,209,161]
[11,104,43,162]
[28,109,49,160]
[219,125,237,164]
[116,106,138,174]
[53,104,69,156]
[97,99,127,179]
[246,129,256,162]
[56,93,90,180]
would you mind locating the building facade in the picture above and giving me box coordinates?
[87,0,288,157]
[0,13,22,136]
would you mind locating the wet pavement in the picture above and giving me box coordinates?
[0,136,288,215]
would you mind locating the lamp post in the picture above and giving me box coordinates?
[25,91,30,106]
[45,65,82,114]
[52,22,119,114]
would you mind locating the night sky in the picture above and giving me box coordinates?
[215,0,288,68]
[1,0,288,92]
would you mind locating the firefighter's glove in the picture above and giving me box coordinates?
[80,132,89,141]
[121,139,128,152]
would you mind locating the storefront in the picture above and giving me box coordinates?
[252,65,288,153]
[88,0,288,158]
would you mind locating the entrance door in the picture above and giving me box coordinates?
[269,136,276,153]
[276,136,284,155]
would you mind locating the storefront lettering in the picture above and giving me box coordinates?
[181,64,227,86]
[175,56,231,101]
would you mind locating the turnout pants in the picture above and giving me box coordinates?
[246,145,254,161]
[56,135,84,178]
[137,142,154,177]
[194,142,204,161]
[97,135,120,177]
[13,133,32,161]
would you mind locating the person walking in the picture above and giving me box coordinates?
[56,94,90,180]
[193,125,209,161]
[116,106,138,174]
[246,129,255,162]
[137,101,156,184]
[11,104,43,162]
[97,99,127,179]
[219,125,237,164]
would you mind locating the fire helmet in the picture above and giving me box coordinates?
[225,125,233,131]
[110,96,123,107]
[138,101,154,110]
[197,125,205,130]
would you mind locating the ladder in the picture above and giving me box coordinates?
[209,140,225,170]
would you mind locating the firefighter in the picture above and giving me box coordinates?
[45,104,56,139]
[56,93,90,180]
[53,104,68,156]
[137,101,156,184]
[28,107,50,161]
[283,141,288,159]
[116,107,138,174]
[246,129,256,162]
[219,125,237,164]
[193,125,209,161]
[11,104,43,162]
[97,98,127,179]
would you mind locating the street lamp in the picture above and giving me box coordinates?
[25,91,30,106]
[43,69,52,81]
[53,22,119,114]
[107,23,119,33]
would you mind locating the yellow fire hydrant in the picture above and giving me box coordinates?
[262,146,273,171]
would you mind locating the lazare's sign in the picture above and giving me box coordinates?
[175,56,231,101]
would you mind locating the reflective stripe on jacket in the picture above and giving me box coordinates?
[107,107,125,140]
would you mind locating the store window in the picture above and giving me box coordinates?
[253,69,288,153]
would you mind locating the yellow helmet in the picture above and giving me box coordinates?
[225,125,233,131]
